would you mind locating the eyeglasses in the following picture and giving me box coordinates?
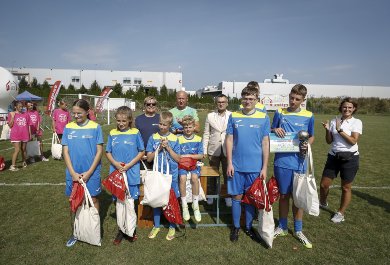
[145,103,157,107]
[241,98,257,102]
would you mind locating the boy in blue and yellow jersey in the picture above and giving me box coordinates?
[178,115,204,223]
[63,99,104,247]
[146,111,181,241]
[106,106,145,245]
[239,81,267,113]
[272,84,315,249]
[226,86,270,242]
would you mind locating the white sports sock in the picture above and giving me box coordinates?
[181,197,187,207]
[192,195,199,207]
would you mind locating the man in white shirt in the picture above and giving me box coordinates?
[203,94,232,206]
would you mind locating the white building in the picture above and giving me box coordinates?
[201,74,390,111]
[8,67,182,92]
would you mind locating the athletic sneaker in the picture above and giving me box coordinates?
[9,165,19,172]
[148,227,160,239]
[29,157,35,163]
[166,228,176,241]
[206,197,213,205]
[192,204,201,222]
[66,235,77,247]
[274,227,288,238]
[294,231,313,249]
[319,201,329,209]
[230,227,240,242]
[41,156,49,162]
[244,227,259,242]
[331,212,345,223]
[113,230,124,245]
[182,205,190,221]
[225,198,232,207]
[22,162,27,168]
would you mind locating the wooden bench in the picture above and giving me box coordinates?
[137,166,221,228]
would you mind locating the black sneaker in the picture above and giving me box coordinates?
[244,227,259,242]
[124,229,138,243]
[113,230,124,245]
[230,227,240,242]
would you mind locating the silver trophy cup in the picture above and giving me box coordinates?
[298,130,310,158]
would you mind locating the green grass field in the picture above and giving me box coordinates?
[0,112,389,265]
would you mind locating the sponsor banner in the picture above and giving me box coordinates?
[46,81,62,114]
[95,87,113,113]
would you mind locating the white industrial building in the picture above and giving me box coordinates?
[8,67,183,92]
[201,74,390,111]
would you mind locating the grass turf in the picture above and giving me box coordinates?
[0,112,389,264]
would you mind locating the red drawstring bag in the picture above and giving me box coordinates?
[0,156,5,171]
[178,157,197,171]
[242,177,266,210]
[102,169,126,201]
[267,176,280,205]
[163,189,183,225]
[69,181,85,213]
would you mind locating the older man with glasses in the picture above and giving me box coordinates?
[203,94,232,207]
[135,96,160,169]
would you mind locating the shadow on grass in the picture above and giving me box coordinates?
[99,189,115,238]
[353,190,390,213]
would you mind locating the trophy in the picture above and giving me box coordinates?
[298,130,310,158]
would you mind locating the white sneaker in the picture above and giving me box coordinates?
[319,201,329,209]
[274,227,288,238]
[192,204,201,222]
[9,165,19,172]
[206,198,213,205]
[331,212,345,223]
[41,156,49,162]
[294,231,313,249]
[225,197,232,207]
[182,205,190,221]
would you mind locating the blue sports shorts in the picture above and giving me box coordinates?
[65,175,101,197]
[274,166,304,195]
[179,166,201,178]
[227,171,258,196]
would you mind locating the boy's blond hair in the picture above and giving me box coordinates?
[160,111,173,125]
[181,115,195,126]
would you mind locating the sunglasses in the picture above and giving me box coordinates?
[145,103,157,106]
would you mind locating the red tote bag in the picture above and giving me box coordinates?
[178,157,197,171]
[163,189,183,225]
[267,176,280,205]
[242,177,266,210]
[102,169,126,201]
[69,181,85,213]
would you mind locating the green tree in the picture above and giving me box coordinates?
[67,84,76,93]
[78,84,87,94]
[89,80,101,95]
[18,77,29,92]
[112,83,123,97]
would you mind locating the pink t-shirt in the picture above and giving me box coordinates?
[27,110,42,136]
[8,112,31,141]
[52,108,71,134]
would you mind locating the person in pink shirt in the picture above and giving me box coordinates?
[51,99,71,140]
[7,101,31,171]
[26,101,49,163]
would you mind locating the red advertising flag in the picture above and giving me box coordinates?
[95,86,113,113]
[46,81,62,114]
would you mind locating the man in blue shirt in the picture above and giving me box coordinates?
[226,86,270,242]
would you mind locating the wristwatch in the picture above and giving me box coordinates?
[337,128,343,133]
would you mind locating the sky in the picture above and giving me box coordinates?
[1,0,390,90]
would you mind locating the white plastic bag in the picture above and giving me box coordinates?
[141,148,172,208]
[116,172,137,237]
[73,180,101,246]
[293,144,320,216]
[26,140,41,157]
[51,133,62,159]
[185,172,206,202]
[258,177,274,248]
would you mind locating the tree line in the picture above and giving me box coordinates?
[18,77,390,114]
